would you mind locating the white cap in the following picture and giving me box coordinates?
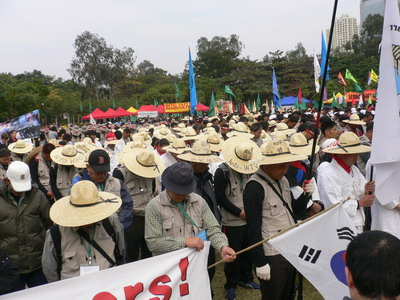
[6,161,31,192]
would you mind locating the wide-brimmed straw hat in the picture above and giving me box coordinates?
[181,127,200,141]
[322,132,371,154]
[173,123,186,132]
[132,132,152,145]
[222,137,263,174]
[48,139,60,147]
[154,127,171,140]
[178,138,224,164]
[162,162,197,194]
[122,149,165,178]
[227,122,254,138]
[271,123,296,136]
[74,151,90,169]
[268,120,277,128]
[163,138,188,155]
[287,133,320,155]
[259,139,307,165]
[206,132,225,152]
[50,144,84,166]
[343,114,366,125]
[50,180,122,227]
[8,140,33,154]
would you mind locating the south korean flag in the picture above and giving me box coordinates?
[269,202,357,300]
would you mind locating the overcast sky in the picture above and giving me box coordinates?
[0,0,360,79]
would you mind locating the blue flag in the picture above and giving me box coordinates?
[189,48,198,115]
[320,32,330,80]
[272,68,281,108]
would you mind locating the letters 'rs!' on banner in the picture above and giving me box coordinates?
[269,203,357,300]
[1,243,211,300]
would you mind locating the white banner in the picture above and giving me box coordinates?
[138,111,158,118]
[269,203,357,300]
[2,243,211,300]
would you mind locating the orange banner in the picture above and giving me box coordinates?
[164,102,190,113]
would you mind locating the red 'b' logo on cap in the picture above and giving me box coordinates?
[99,156,105,164]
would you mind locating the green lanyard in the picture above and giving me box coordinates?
[97,183,105,191]
[173,201,200,229]
[77,226,97,264]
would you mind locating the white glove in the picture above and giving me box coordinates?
[256,264,271,281]
[303,178,315,195]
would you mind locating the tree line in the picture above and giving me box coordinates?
[0,14,382,123]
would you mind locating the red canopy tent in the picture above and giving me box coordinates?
[196,103,210,112]
[103,108,118,118]
[138,105,165,114]
[82,108,107,120]
[114,107,131,117]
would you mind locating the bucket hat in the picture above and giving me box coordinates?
[162,161,197,194]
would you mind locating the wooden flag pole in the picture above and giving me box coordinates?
[308,0,340,179]
[207,201,341,269]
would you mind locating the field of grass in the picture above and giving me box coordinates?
[211,257,323,300]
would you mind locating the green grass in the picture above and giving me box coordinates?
[211,256,323,300]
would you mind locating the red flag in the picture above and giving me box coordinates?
[338,72,347,86]
[298,89,303,103]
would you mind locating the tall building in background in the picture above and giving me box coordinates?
[326,14,358,52]
[360,0,400,31]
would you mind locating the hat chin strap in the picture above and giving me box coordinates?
[70,197,118,207]
[136,156,159,173]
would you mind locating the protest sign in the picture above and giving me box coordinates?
[164,102,190,113]
[0,109,41,139]
[1,243,211,300]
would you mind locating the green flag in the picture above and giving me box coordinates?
[154,99,158,107]
[332,92,338,108]
[256,93,261,111]
[112,99,116,109]
[224,85,235,98]
[345,69,359,84]
[89,100,93,112]
[248,100,253,112]
[175,82,180,101]
[218,99,223,110]
[135,100,139,108]
[79,100,83,113]
[368,94,373,105]
[354,82,363,93]
[341,95,347,108]
[208,91,216,117]
[313,100,319,109]
[300,100,307,110]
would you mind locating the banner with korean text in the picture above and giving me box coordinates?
[164,102,190,113]
[1,243,211,300]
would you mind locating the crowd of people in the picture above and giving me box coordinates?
[0,105,399,300]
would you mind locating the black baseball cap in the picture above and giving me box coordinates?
[88,149,110,172]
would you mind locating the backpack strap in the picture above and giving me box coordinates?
[101,218,124,265]
[219,163,233,196]
[49,224,62,279]
[256,173,298,224]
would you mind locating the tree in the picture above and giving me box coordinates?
[68,31,136,102]
[351,14,383,58]
[194,34,243,79]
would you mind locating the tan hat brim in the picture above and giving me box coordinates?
[226,132,254,139]
[222,138,263,174]
[287,143,320,155]
[122,149,165,178]
[260,153,308,165]
[163,145,188,155]
[106,139,121,145]
[343,120,366,125]
[50,147,85,166]
[177,152,224,164]
[208,140,225,152]
[8,143,33,154]
[322,144,371,154]
[182,135,200,141]
[50,191,122,227]
[271,129,296,136]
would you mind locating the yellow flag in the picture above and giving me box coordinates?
[370,69,379,82]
